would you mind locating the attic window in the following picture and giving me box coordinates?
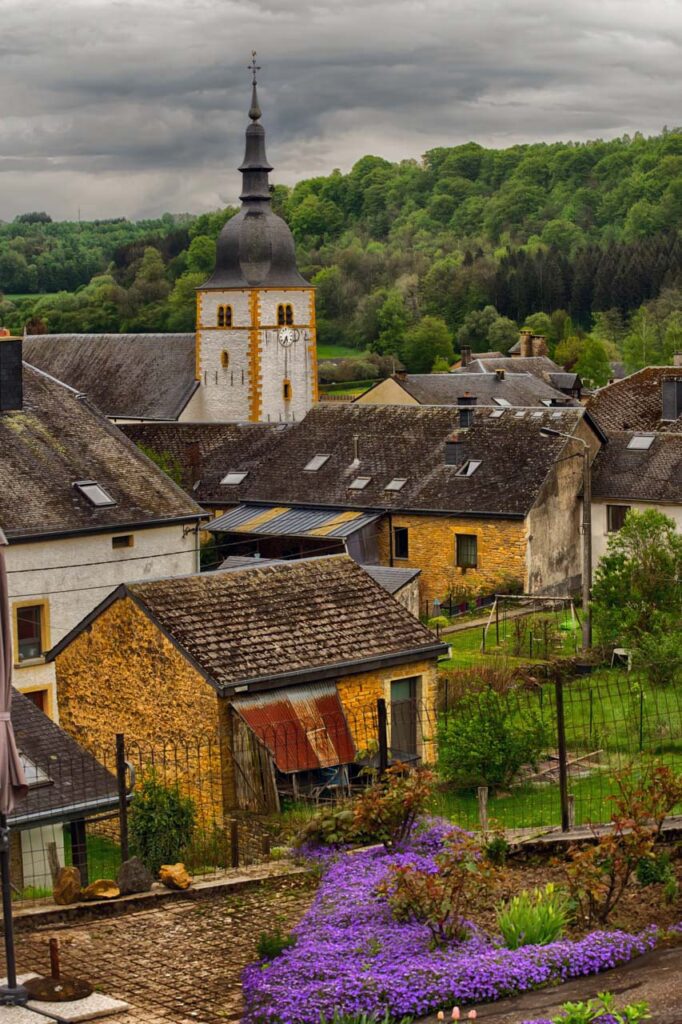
[348,476,372,490]
[19,753,50,789]
[489,409,504,419]
[531,411,543,418]
[74,480,116,507]
[541,400,553,407]
[492,397,511,407]
[304,454,330,472]
[514,411,526,418]
[551,411,563,419]
[456,460,481,477]
[385,478,407,491]
[627,434,655,451]
[221,471,248,485]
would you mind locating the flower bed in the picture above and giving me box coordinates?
[243,821,661,1024]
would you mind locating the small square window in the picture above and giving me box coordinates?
[456,460,481,477]
[348,476,371,490]
[305,454,330,472]
[112,534,134,549]
[17,605,44,662]
[74,480,116,507]
[456,534,478,569]
[607,505,630,533]
[221,471,248,485]
[493,397,511,407]
[385,478,407,491]
[393,526,409,559]
[627,435,655,450]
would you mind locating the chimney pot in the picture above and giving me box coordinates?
[495,368,505,381]
[460,346,471,367]
[456,393,477,406]
[0,336,23,412]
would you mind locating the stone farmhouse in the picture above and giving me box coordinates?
[46,556,447,814]
[0,335,205,717]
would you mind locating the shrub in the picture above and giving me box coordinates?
[296,806,357,848]
[564,819,654,926]
[497,883,570,949]
[437,689,548,790]
[534,991,651,1023]
[378,830,491,948]
[612,760,682,839]
[484,827,510,867]
[256,928,297,961]
[632,630,682,687]
[353,766,435,851]
[635,850,674,887]
[129,768,196,876]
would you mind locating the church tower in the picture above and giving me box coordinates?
[191,56,317,423]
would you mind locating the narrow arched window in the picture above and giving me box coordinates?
[225,305,232,327]
[277,304,286,326]
[285,304,294,325]
[283,379,292,402]
[221,350,229,369]
[217,306,225,327]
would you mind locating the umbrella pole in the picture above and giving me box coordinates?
[0,813,27,1005]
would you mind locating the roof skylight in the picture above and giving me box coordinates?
[349,476,372,490]
[304,454,331,472]
[627,435,655,451]
[74,480,116,507]
[493,397,512,407]
[385,478,407,491]
[456,460,482,477]
[514,411,526,418]
[221,471,248,485]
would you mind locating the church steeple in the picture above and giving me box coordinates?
[239,53,273,202]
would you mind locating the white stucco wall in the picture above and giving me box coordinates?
[591,500,682,565]
[5,523,199,717]
[20,824,65,891]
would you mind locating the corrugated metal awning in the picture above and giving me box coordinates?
[232,683,356,773]
[209,504,382,540]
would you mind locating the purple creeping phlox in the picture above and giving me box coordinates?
[243,820,662,1024]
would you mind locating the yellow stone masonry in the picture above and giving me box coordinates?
[377,515,527,610]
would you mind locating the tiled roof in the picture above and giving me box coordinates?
[9,689,118,828]
[457,355,563,378]
[361,565,421,594]
[225,403,592,518]
[379,372,576,407]
[0,365,204,540]
[23,334,196,419]
[120,421,289,504]
[591,432,682,503]
[116,555,444,692]
[586,367,682,434]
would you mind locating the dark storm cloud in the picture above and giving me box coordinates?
[0,0,680,218]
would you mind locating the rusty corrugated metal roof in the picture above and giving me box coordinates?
[232,683,356,773]
[208,504,381,539]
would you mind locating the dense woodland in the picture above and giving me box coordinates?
[1,130,682,385]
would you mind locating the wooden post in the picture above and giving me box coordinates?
[68,820,89,887]
[377,699,388,777]
[555,679,570,832]
[477,786,489,833]
[115,733,129,863]
[567,794,576,831]
[230,819,239,869]
[46,841,61,885]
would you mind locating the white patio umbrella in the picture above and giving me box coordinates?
[0,527,28,1005]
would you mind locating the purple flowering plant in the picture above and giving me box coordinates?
[243,820,664,1024]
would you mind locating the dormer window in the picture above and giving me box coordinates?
[74,480,116,507]
[221,471,248,485]
[277,303,294,326]
[385,478,407,491]
[304,454,330,472]
[627,434,655,451]
[348,476,371,490]
[456,460,481,477]
[217,304,233,328]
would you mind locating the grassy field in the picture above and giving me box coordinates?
[316,343,368,359]
[438,611,582,670]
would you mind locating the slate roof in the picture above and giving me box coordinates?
[0,365,204,540]
[457,355,563,378]
[591,432,682,504]
[368,372,576,407]
[9,689,118,829]
[218,556,420,597]
[220,403,595,519]
[120,421,289,504]
[22,334,196,420]
[586,367,682,434]
[50,555,446,693]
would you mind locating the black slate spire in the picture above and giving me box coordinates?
[239,53,273,202]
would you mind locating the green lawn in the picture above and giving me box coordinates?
[63,829,120,881]
[317,344,369,359]
[438,611,582,670]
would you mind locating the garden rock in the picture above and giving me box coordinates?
[53,866,81,905]
[117,857,154,895]
[159,863,192,890]
[81,879,120,900]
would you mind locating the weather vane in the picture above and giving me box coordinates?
[248,51,261,85]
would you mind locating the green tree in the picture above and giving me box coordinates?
[403,316,453,372]
[574,336,611,386]
[554,335,585,370]
[375,289,408,355]
[186,235,216,275]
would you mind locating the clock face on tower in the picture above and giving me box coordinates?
[278,327,298,347]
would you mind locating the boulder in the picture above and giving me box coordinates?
[116,857,154,896]
[81,879,120,900]
[159,863,192,890]
[53,866,81,905]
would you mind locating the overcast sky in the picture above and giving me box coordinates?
[1,0,680,221]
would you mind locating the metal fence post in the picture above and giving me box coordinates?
[555,679,570,832]
[115,733,129,863]
[230,819,239,868]
[377,698,388,777]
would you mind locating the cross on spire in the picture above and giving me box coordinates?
[248,51,261,85]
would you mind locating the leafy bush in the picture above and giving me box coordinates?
[256,928,297,961]
[496,883,570,949]
[353,766,434,851]
[537,991,651,1023]
[632,630,682,688]
[612,760,682,839]
[378,831,492,948]
[635,850,674,887]
[437,689,548,790]
[564,819,654,926]
[296,806,357,848]
[129,769,196,876]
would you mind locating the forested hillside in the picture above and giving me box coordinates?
[2,130,681,384]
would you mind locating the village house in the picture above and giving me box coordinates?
[155,403,605,611]
[354,369,578,408]
[453,353,583,400]
[46,556,447,815]
[586,363,682,434]
[0,335,205,717]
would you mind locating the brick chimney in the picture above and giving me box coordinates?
[531,334,548,357]
[495,368,505,381]
[519,330,533,357]
[460,346,472,367]
[662,379,682,422]
[186,440,202,487]
[0,335,22,412]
